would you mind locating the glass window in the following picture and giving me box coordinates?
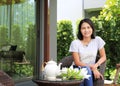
[0,0,35,81]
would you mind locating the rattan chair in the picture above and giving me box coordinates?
[59,55,106,86]
[113,63,120,85]
[0,70,15,86]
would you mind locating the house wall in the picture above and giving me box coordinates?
[84,0,106,10]
[57,0,106,29]
[84,0,106,18]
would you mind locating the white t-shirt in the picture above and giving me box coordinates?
[69,36,105,65]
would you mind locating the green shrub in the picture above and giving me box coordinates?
[91,0,120,80]
[57,20,74,61]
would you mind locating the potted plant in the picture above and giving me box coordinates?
[58,67,91,81]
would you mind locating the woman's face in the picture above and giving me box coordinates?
[80,22,93,38]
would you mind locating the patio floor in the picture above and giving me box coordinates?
[104,80,120,86]
[104,84,120,86]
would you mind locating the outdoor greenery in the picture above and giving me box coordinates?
[14,64,33,77]
[57,0,120,82]
[57,20,74,61]
[0,0,35,80]
[91,0,120,81]
[0,26,9,45]
[0,0,25,5]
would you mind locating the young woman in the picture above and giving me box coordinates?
[69,18,106,86]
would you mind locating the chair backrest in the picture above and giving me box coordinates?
[59,55,106,68]
[59,55,106,75]
[0,70,15,86]
[58,56,73,68]
[95,55,106,75]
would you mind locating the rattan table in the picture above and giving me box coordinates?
[33,79,83,86]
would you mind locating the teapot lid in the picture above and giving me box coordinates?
[47,60,57,64]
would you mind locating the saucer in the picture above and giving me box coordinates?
[47,77,56,81]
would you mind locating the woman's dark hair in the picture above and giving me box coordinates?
[77,18,95,40]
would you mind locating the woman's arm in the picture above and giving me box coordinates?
[72,52,87,66]
[93,47,106,69]
[91,47,106,79]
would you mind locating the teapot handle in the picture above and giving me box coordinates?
[42,62,47,71]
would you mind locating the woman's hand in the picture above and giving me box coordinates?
[92,69,103,80]
[89,64,103,80]
[89,64,97,71]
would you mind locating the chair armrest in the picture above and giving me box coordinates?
[94,55,106,86]
[99,61,106,75]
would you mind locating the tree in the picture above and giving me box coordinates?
[91,0,120,80]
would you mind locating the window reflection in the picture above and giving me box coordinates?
[0,0,35,81]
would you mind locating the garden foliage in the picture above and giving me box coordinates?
[57,20,74,61]
[91,0,120,80]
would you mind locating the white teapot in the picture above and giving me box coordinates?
[43,60,62,81]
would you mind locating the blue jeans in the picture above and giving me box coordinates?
[73,65,93,86]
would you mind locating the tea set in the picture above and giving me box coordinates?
[43,60,63,81]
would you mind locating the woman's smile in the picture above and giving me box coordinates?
[81,22,93,38]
